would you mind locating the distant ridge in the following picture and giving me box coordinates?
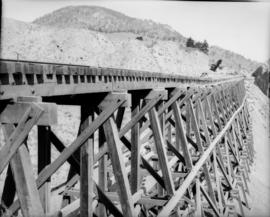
[209,45,261,73]
[32,5,262,74]
[33,6,186,43]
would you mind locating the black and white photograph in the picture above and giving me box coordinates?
[0,0,269,217]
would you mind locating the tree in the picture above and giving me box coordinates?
[186,38,209,54]
[186,37,195,48]
[194,40,209,54]
[194,41,202,49]
[200,40,209,54]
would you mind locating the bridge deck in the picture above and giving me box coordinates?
[0,59,241,100]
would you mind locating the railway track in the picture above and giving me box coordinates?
[0,59,241,100]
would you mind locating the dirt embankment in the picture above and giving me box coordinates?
[245,79,270,217]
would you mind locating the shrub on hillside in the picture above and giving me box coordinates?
[186,37,195,48]
[186,37,209,54]
[200,40,209,54]
[33,6,188,44]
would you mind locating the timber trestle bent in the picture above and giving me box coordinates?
[0,59,254,217]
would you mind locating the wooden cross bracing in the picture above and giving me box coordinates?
[0,78,254,217]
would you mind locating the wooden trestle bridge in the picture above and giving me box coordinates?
[0,59,254,217]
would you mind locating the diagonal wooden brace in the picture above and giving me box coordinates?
[3,124,45,217]
[172,100,193,170]
[0,103,44,174]
[6,92,127,216]
[102,116,136,217]
[149,106,175,196]
[0,101,57,126]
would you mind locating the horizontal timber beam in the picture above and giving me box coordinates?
[0,59,243,100]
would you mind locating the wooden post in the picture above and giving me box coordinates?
[218,91,228,122]
[98,127,107,217]
[222,89,231,117]
[159,101,165,136]
[115,107,125,130]
[103,117,135,217]
[188,99,203,152]
[1,165,16,208]
[194,178,202,217]
[3,124,45,217]
[80,105,94,217]
[224,136,232,181]
[211,94,223,131]
[38,125,51,213]
[186,102,191,139]
[130,94,141,194]
[172,101,192,170]
[167,123,172,145]
[61,131,81,208]
[175,121,181,151]
[149,107,175,195]
[205,96,217,136]
[158,101,165,196]
[193,102,200,129]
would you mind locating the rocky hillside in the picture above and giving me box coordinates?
[1,5,264,77]
[1,17,209,76]
[33,6,262,74]
[209,45,261,74]
[33,6,185,43]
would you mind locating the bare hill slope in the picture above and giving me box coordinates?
[33,6,185,43]
[33,6,262,75]
[2,5,262,75]
[209,45,261,74]
[1,17,209,76]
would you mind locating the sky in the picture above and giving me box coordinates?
[2,0,270,63]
